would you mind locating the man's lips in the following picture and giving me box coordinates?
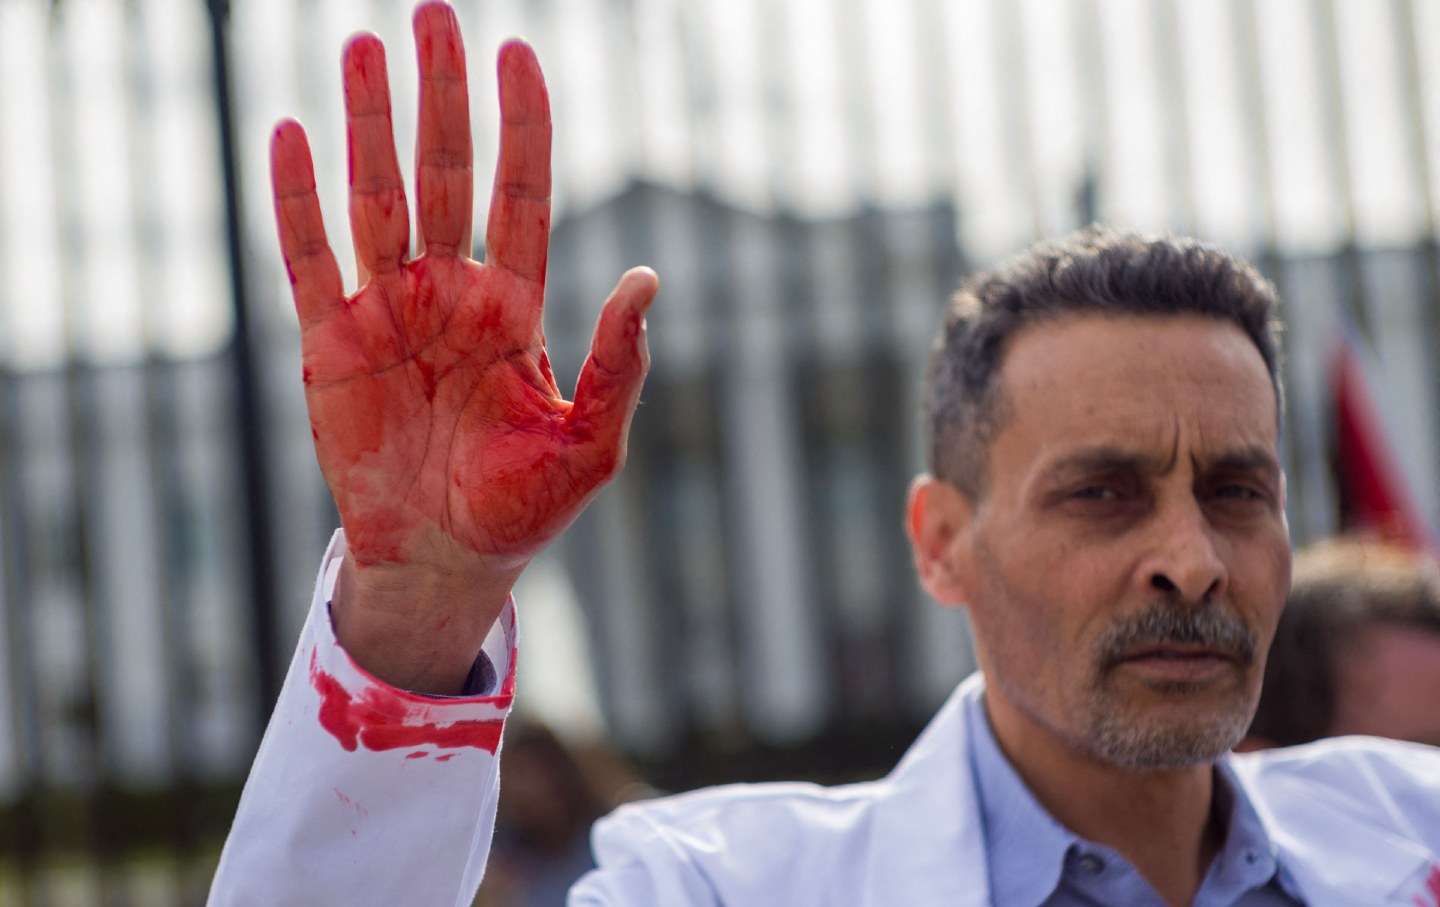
[1112,646,1245,681]
[1119,645,1239,662]
[1093,600,1258,680]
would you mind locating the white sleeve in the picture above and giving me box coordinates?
[208,530,517,907]
[564,808,721,906]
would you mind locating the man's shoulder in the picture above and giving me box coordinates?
[575,679,991,905]
[593,676,987,854]
[595,775,888,848]
[1231,735,1440,784]
[577,777,896,905]
[1229,736,1440,827]
[1227,739,1440,904]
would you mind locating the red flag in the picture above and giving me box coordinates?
[1331,332,1438,551]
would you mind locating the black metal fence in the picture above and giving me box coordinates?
[1,0,1438,903]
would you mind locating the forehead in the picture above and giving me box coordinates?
[992,314,1279,466]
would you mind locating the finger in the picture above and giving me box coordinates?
[484,40,551,285]
[344,33,410,284]
[271,120,344,331]
[413,2,473,258]
[567,268,659,478]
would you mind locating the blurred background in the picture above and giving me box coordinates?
[0,0,1438,903]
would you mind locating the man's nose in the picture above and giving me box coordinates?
[1144,501,1227,603]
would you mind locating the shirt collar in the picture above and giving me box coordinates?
[966,690,1299,906]
[1206,758,1307,902]
[966,689,1078,907]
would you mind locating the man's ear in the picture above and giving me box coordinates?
[905,475,975,607]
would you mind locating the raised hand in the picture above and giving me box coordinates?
[269,2,657,693]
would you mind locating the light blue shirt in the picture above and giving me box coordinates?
[968,692,1306,906]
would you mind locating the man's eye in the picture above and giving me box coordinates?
[1214,484,1262,500]
[1072,486,1119,501]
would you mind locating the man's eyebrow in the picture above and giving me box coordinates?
[1038,447,1170,480]
[1038,445,1281,482]
[1200,447,1281,475]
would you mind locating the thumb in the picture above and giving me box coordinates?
[566,267,658,480]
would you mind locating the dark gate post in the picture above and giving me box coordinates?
[204,0,281,723]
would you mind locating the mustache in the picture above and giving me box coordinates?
[1094,598,1256,666]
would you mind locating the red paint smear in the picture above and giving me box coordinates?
[436,753,457,763]
[406,751,430,760]
[310,649,504,754]
[500,642,517,699]
[415,357,438,402]
[1413,864,1440,907]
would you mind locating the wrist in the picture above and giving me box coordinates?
[332,549,524,695]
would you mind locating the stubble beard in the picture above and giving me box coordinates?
[1078,601,1260,771]
[1079,687,1256,771]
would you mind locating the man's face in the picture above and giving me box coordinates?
[918,314,1292,771]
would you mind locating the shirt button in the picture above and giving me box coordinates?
[1076,854,1105,875]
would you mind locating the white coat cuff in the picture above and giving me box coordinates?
[317,529,516,700]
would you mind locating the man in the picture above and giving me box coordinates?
[210,4,1440,905]
[1243,538,1440,749]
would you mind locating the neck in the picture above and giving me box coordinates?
[984,688,1226,907]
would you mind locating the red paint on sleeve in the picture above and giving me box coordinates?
[361,718,503,752]
[309,648,504,755]
[1413,864,1440,907]
[313,656,360,751]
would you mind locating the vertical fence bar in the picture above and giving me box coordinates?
[609,0,719,753]
[0,21,40,893]
[995,0,1045,241]
[1074,0,1111,227]
[905,0,975,712]
[47,6,121,902]
[123,2,198,900]
[833,0,914,721]
[1154,0,1197,235]
[548,1,685,758]
[0,369,41,905]
[1314,0,1372,340]
[772,0,851,725]
[653,17,745,746]
[891,0,972,710]
[1233,0,1317,542]
[673,0,763,746]
[1393,0,1440,507]
[1231,0,1282,249]
[204,0,280,723]
[149,359,198,904]
[759,0,829,736]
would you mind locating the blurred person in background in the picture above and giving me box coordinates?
[1241,538,1440,750]
[476,721,646,907]
[208,3,1440,905]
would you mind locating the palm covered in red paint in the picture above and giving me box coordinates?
[269,3,655,690]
